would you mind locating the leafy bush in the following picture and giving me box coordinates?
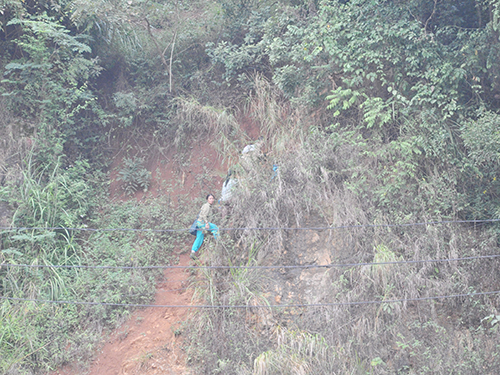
[117,156,151,195]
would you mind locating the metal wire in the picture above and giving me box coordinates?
[1,218,498,234]
[2,290,499,309]
[2,254,499,270]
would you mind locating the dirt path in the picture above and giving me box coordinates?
[87,252,193,375]
[80,140,225,375]
[49,251,194,375]
[49,122,259,375]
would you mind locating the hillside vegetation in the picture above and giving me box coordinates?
[1,0,500,374]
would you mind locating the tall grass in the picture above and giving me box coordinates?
[0,149,188,374]
[253,326,343,375]
[184,80,500,374]
[247,75,307,154]
[174,97,246,165]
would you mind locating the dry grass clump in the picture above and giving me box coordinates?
[185,79,500,374]
[185,247,274,374]
[246,75,307,154]
[174,97,246,165]
[294,223,500,374]
[253,326,338,375]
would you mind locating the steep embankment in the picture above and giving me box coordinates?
[49,137,231,375]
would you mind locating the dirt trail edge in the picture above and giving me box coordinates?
[80,140,226,374]
[87,251,193,375]
[49,125,257,375]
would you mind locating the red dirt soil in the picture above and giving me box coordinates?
[49,118,261,375]
[93,141,224,375]
[86,253,194,375]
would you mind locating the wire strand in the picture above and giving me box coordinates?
[2,290,499,309]
[1,218,499,233]
[2,254,499,270]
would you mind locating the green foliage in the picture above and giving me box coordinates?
[117,156,151,195]
[0,12,106,162]
[206,0,298,89]
[460,111,500,219]
[0,150,184,373]
[461,110,500,165]
[11,156,91,229]
[3,0,500,373]
[206,0,499,122]
[2,15,97,118]
[112,92,137,128]
[313,0,478,128]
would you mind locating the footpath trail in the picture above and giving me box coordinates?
[81,140,225,375]
[87,251,193,375]
[50,136,246,374]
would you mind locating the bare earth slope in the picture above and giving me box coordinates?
[87,252,193,375]
[50,139,228,375]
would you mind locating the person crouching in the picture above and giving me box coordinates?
[191,194,219,259]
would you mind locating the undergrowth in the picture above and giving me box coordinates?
[117,156,152,195]
[183,78,500,374]
[0,149,192,374]
[2,1,500,370]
